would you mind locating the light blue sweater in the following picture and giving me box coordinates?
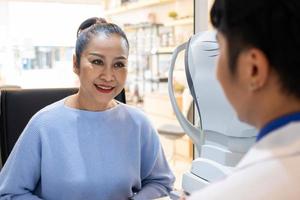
[0,99,175,200]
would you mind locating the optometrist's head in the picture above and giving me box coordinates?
[210,0,300,127]
[211,0,300,98]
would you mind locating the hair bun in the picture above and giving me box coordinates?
[95,18,107,24]
[77,17,108,37]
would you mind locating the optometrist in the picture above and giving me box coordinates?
[188,0,300,199]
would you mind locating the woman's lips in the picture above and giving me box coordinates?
[94,84,115,93]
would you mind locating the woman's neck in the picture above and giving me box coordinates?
[65,94,117,111]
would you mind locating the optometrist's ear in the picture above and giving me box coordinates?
[243,48,270,91]
[73,54,80,75]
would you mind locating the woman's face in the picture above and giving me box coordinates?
[74,33,128,110]
[216,32,251,123]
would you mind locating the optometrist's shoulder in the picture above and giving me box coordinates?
[0,17,175,200]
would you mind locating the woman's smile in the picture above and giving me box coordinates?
[94,84,115,93]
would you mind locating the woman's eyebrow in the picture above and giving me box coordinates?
[89,53,105,58]
[114,56,127,60]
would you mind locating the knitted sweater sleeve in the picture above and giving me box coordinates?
[0,119,43,200]
[133,119,175,199]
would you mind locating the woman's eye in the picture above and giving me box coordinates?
[114,62,125,68]
[92,59,103,65]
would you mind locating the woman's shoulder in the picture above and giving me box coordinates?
[118,102,149,121]
[117,103,157,132]
[18,98,67,138]
[29,98,66,125]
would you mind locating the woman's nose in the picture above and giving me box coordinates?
[100,66,114,81]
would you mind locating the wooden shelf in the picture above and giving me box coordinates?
[104,0,175,16]
[124,22,163,31]
[164,17,193,27]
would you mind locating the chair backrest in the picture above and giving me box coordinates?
[0,88,126,166]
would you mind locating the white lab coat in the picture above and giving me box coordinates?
[188,122,300,200]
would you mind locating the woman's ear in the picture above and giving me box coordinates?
[73,54,79,75]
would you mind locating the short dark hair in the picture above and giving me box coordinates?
[210,0,300,98]
[75,17,129,67]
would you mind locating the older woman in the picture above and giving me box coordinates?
[0,17,174,200]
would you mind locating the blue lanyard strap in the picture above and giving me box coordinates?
[257,112,300,142]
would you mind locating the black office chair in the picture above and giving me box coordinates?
[0,88,126,166]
